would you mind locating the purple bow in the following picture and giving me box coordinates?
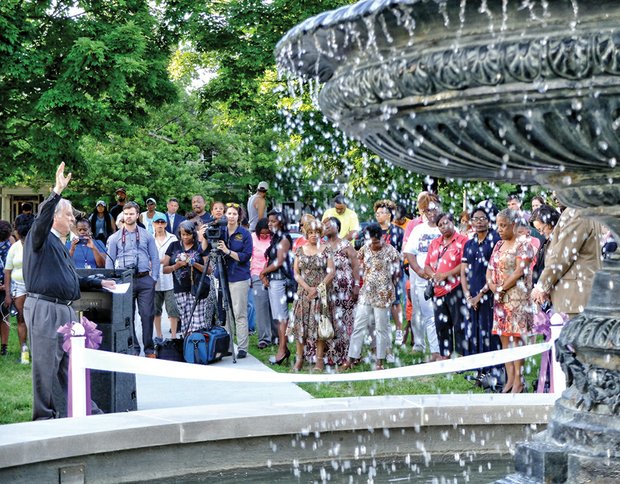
[532,309,551,340]
[57,317,102,417]
[57,316,103,352]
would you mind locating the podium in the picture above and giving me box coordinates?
[74,269,137,413]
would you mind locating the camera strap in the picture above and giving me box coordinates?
[121,227,141,270]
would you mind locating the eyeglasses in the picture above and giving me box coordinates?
[471,217,488,222]
[226,203,240,208]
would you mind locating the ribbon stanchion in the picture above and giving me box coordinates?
[68,324,87,418]
[59,317,103,418]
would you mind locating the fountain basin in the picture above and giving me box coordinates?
[0,394,553,483]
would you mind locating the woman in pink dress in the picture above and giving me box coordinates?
[250,218,275,349]
[487,209,535,393]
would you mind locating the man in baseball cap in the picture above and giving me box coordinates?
[140,198,164,234]
[110,187,127,220]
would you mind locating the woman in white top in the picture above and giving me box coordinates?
[4,219,33,353]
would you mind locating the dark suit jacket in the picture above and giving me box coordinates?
[166,212,186,236]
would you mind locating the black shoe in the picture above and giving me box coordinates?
[257,341,268,349]
[269,347,291,366]
[0,345,7,356]
[237,350,247,359]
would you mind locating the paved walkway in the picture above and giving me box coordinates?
[134,309,312,410]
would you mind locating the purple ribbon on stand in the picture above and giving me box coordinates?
[58,316,103,416]
[532,309,566,393]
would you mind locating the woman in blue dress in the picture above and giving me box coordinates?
[460,207,502,387]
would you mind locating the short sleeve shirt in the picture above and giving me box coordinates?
[322,207,360,239]
[403,222,441,268]
[425,232,468,297]
[165,241,207,293]
[358,243,400,308]
[462,230,500,295]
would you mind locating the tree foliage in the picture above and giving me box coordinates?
[0,0,178,180]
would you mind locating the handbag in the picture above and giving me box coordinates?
[317,282,334,340]
[423,280,434,300]
[318,314,334,340]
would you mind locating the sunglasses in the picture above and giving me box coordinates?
[226,202,240,208]
[154,220,167,224]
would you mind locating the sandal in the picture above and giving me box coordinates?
[338,358,360,372]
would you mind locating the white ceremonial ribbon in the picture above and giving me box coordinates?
[81,341,554,384]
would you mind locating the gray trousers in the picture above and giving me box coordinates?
[251,275,275,344]
[25,297,73,419]
[226,279,250,352]
[348,304,391,360]
[132,275,156,355]
[24,297,100,419]
[410,271,439,353]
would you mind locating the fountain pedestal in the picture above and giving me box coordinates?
[277,1,620,482]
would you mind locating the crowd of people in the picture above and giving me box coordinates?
[2,172,617,420]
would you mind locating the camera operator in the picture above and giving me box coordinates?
[106,201,159,357]
[216,203,253,359]
[67,218,106,268]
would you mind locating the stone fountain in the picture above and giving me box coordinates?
[276,0,620,481]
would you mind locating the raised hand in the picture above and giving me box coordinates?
[53,162,72,194]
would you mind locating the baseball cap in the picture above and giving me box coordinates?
[115,187,126,194]
[153,213,167,223]
[146,197,156,205]
[257,181,269,192]
[96,200,106,207]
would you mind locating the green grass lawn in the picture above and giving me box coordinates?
[0,321,543,425]
[0,319,32,424]
[246,332,543,399]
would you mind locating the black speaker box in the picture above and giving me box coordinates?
[74,269,137,413]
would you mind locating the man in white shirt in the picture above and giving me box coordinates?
[403,194,441,360]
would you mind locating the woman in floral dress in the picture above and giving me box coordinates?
[291,220,335,371]
[322,217,360,365]
[486,209,535,393]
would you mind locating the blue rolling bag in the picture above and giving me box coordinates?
[184,326,231,365]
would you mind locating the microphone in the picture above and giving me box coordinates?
[209,216,228,227]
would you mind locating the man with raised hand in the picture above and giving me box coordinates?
[24,163,115,420]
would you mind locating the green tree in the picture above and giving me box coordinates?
[0,0,178,181]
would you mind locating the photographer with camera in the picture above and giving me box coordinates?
[163,220,215,334]
[67,217,106,268]
[106,201,160,357]
[216,203,253,359]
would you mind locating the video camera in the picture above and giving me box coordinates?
[204,216,228,243]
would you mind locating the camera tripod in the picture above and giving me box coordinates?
[188,247,238,363]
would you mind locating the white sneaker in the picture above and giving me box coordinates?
[386,353,396,364]
[394,330,404,346]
